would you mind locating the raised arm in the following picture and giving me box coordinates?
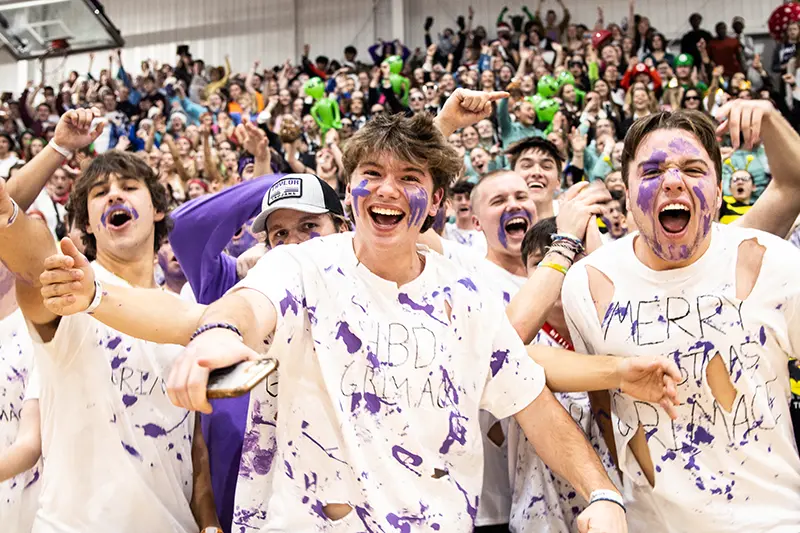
[720,100,800,237]
[201,128,225,185]
[169,174,282,304]
[39,237,205,345]
[235,119,272,178]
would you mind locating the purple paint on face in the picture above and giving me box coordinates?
[490,349,509,377]
[392,444,423,476]
[100,204,139,228]
[110,355,127,369]
[121,441,142,459]
[107,336,122,350]
[668,138,700,156]
[497,209,532,249]
[432,205,447,234]
[122,394,138,407]
[351,179,370,216]
[279,290,300,316]
[439,411,468,453]
[457,278,477,292]
[405,186,429,227]
[143,423,167,438]
[309,232,321,239]
[679,245,689,259]
[335,321,362,353]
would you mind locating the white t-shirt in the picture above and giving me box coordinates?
[444,224,488,257]
[507,328,621,533]
[442,240,527,527]
[27,190,67,243]
[0,309,41,533]
[562,224,800,532]
[0,153,20,179]
[235,232,544,532]
[27,263,197,533]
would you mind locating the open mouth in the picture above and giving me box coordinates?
[369,206,405,229]
[736,186,745,195]
[528,181,546,191]
[458,206,470,214]
[102,205,136,229]
[658,203,691,234]
[504,215,530,238]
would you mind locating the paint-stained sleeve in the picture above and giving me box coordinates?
[234,244,306,342]
[25,312,94,369]
[480,312,546,419]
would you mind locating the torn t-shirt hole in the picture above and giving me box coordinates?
[586,266,615,324]
[322,503,353,521]
[735,238,765,300]
[628,424,656,488]
[706,352,736,413]
[432,468,448,479]
[487,421,505,447]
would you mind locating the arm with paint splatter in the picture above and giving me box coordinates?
[170,174,283,304]
[722,101,800,237]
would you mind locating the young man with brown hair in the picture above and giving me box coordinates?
[562,101,800,531]
[165,100,629,531]
[0,109,218,532]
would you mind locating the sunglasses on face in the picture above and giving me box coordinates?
[731,176,752,184]
[410,95,424,102]
[569,61,584,68]
[685,95,700,101]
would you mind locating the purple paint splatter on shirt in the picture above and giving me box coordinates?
[279,290,300,316]
[110,355,128,369]
[439,411,468,453]
[457,278,477,291]
[364,392,382,413]
[759,326,767,345]
[351,179,370,216]
[122,394,138,407]
[121,441,142,459]
[107,336,122,350]
[387,513,425,533]
[392,444,423,476]
[284,461,294,479]
[490,349,509,377]
[335,321,362,353]
[405,186,429,227]
[692,425,715,445]
[143,423,167,438]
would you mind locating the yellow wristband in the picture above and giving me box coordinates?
[539,262,569,275]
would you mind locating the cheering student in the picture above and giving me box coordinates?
[38,90,633,532]
[0,108,219,532]
[561,101,800,531]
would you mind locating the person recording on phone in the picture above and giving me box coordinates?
[0,108,219,532]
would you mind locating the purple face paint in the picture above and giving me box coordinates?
[432,205,447,234]
[100,204,139,228]
[668,138,701,156]
[496,209,532,249]
[351,179,370,216]
[405,186,429,228]
[308,232,321,239]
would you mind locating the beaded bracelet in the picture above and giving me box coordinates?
[545,246,575,265]
[190,323,244,343]
[538,261,569,275]
[551,233,585,254]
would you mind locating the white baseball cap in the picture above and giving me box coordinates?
[251,174,344,234]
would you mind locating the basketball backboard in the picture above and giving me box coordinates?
[0,0,123,60]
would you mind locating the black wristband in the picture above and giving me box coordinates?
[190,323,243,342]
[589,497,627,513]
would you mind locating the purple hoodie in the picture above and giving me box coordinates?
[169,174,283,532]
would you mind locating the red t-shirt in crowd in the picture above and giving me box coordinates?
[708,37,742,77]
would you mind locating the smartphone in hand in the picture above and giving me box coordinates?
[207,358,278,399]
